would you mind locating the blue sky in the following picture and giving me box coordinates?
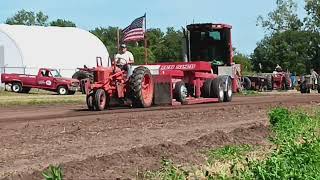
[0,0,306,55]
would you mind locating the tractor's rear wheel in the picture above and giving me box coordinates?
[72,71,93,82]
[129,66,154,108]
[94,89,107,111]
[212,77,225,102]
[266,75,273,90]
[202,79,213,98]
[86,93,95,111]
[300,81,307,94]
[242,77,251,90]
[174,81,188,104]
[284,74,291,90]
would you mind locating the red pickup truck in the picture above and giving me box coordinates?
[1,68,80,95]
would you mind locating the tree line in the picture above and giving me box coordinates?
[252,0,320,75]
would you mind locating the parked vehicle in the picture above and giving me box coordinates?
[247,71,292,91]
[1,68,80,95]
[300,75,320,94]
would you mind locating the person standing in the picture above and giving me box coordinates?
[311,69,318,89]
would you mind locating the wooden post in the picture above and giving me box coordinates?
[144,13,148,65]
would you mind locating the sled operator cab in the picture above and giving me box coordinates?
[186,23,234,74]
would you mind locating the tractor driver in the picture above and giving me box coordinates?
[273,64,282,74]
[114,44,134,70]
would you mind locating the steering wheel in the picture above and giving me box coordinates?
[116,57,129,66]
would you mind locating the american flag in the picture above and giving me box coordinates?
[122,14,145,42]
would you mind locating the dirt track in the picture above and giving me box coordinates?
[1,93,320,180]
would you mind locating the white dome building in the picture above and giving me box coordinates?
[0,24,110,84]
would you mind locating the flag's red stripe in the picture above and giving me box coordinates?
[124,31,144,39]
[123,35,144,41]
[123,28,144,35]
[123,38,144,42]
[123,35,144,42]
[124,35,144,40]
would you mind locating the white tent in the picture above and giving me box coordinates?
[0,24,110,84]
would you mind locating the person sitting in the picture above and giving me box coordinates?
[273,64,282,74]
[114,44,134,70]
[275,64,282,72]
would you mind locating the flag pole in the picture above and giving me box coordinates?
[144,13,148,65]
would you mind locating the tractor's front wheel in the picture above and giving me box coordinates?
[129,66,154,108]
[94,89,107,111]
[242,77,251,90]
[86,93,95,111]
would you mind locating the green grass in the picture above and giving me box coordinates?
[207,145,252,163]
[42,165,63,180]
[0,89,58,96]
[0,90,85,107]
[144,107,320,179]
[143,159,188,180]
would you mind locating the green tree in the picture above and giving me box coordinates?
[90,27,119,57]
[257,0,303,34]
[146,28,165,62]
[304,0,320,32]
[6,9,48,26]
[50,19,76,27]
[130,46,156,64]
[150,27,183,62]
[252,30,320,74]
[163,27,183,62]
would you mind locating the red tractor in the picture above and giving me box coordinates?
[247,72,292,91]
[270,71,292,90]
[84,58,154,111]
[85,23,241,111]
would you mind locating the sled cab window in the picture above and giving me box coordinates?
[189,28,231,66]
